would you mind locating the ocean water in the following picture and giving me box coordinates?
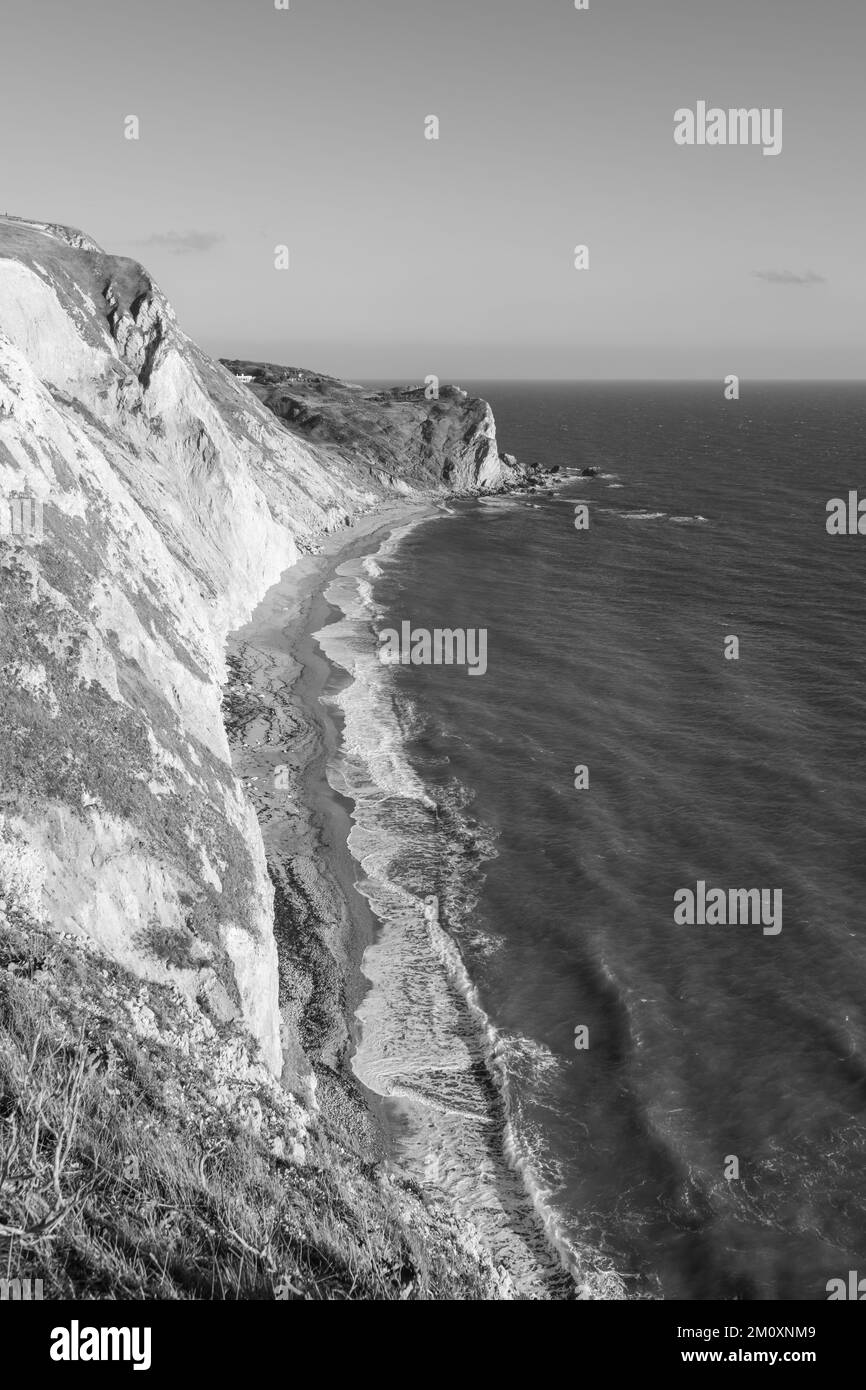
[315,382,866,1300]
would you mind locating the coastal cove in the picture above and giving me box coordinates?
[0,214,552,1301]
[226,497,584,1298]
[4,0,866,1328]
[225,377,866,1302]
[343,381,866,1302]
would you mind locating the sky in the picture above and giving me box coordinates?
[2,0,865,379]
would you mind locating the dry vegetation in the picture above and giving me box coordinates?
[0,903,508,1301]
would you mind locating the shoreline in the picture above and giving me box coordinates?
[225,486,582,1297]
[309,518,581,1300]
[225,499,443,1153]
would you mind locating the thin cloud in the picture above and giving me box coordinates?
[136,231,224,255]
[752,268,827,285]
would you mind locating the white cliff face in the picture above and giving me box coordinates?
[0,216,517,1080]
[461,400,504,490]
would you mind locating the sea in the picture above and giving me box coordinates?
[313,381,866,1300]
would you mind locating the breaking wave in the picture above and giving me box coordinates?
[312,520,625,1299]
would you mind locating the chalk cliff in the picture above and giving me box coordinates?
[0,216,535,1298]
[0,215,519,1072]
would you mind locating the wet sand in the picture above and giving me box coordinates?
[225,501,440,1147]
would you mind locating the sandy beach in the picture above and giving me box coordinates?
[225,494,579,1297]
[225,500,442,1149]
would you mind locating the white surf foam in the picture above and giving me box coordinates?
[310,520,627,1299]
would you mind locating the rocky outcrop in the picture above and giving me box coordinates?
[0,214,105,253]
[0,215,519,1087]
[221,361,523,495]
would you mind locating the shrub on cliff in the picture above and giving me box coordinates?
[0,910,508,1300]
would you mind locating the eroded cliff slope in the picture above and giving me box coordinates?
[0,215,518,1071]
[0,215,527,1297]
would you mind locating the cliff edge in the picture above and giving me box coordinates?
[0,215,530,1298]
